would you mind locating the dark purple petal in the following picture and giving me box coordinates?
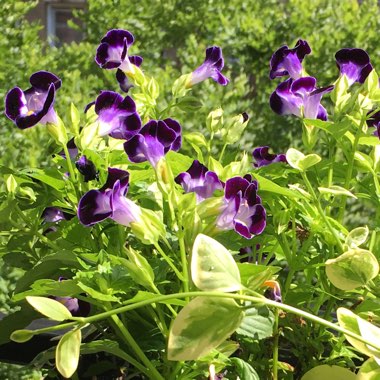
[116,69,133,93]
[101,167,130,194]
[130,55,143,67]
[42,207,67,223]
[224,177,250,200]
[175,160,223,202]
[190,46,229,86]
[101,29,134,48]
[110,180,141,226]
[77,190,112,226]
[335,48,373,85]
[15,84,56,129]
[84,101,95,113]
[5,87,26,121]
[291,76,316,95]
[249,204,266,235]
[95,91,141,138]
[270,39,311,80]
[29,71,62,91]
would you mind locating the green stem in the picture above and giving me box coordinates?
[272,308,279,380]
[178,235,189,295]
[154,242,185,281]
[110,314,165,380]
[218,143,228,163]
[31,291,380,353]
[337,123,361,222]
[301,172,344,252]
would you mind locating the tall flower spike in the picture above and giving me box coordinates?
[216,175,266,239]
[78,168,141,227]
[124,118,181,168]
[188,46,229,87]
[5,71,61,129]
[95,29,143,74]
[175,160,224,203]
[270,39,311,80]
[94,91,142,139]
[252,146,287,168]
[270,77,333,120]
[335,48,373,86]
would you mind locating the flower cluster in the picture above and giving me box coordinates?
[269,40,373,121]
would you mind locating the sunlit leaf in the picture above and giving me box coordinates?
[326,249,379,290]
[168,297,244,360]
[301,365,356,380]
[192,234,242,292]
[26,296,72,321]
[56,329,82,379]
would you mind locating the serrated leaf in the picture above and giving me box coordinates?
[26,296,72,321]
[168,296,244,360]
[230,357,260,380]
[192,234,242,292]
[236,306,274,340]
[56,329,82,378]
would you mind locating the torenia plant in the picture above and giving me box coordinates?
[2,30,380,379]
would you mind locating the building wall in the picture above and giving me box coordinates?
[27,0,86,46]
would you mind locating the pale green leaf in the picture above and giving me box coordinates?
[358,357,380,379]
[192,234,242,292]
[318,185,357,199]
[56,329,82,379]
[301,365,356,380]
[326,249,379,290]
[167,296,244,360]
[346,227,369,248]
[26,296,72,321]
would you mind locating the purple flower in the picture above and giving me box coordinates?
[75,155,98,182]
[270,77,333,120]
[124,118,181,168]
[78,168,141,227]
[175,160,224,203]
[95,29,142,74]
[270,39,311,80]
[5,71,61,129]
[95,91,141,139]
[263,280,282,303]
[216,175,266,239]
[52,278,90,317]
[116,55,142,93]
[42,207,68,223]
[335,48,373,86]
[252,146,287,168]
[188,46,229,87]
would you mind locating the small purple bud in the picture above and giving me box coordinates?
[75,155,98,182]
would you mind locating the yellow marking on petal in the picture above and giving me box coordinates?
[27,110,35,116]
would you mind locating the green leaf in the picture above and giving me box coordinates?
[167,296,244,360]
[337,307,380,358]
[192,234,242,292]
[230,357,260,380]
[365,69,379,95]
[26,296,72,321]
[70,102,80,134]
[22,168,65,191]
[355,152,373,172]
[176,96,203,111]
[56,329,82,379]
[172,74,191,97]
[237,263,281,290]
[251,173,296,199]
[10,329,35,343]
[304,118,350,139]
[326,249,379,290]
[301,365,356,380]
[286,148,321,171]
[236,306,274,340]
[318,185,357,199]
[206,108,224,133]
[345,226,369,248]
[358,357,380,379]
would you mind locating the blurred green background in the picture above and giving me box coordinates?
[1,0,380,377]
